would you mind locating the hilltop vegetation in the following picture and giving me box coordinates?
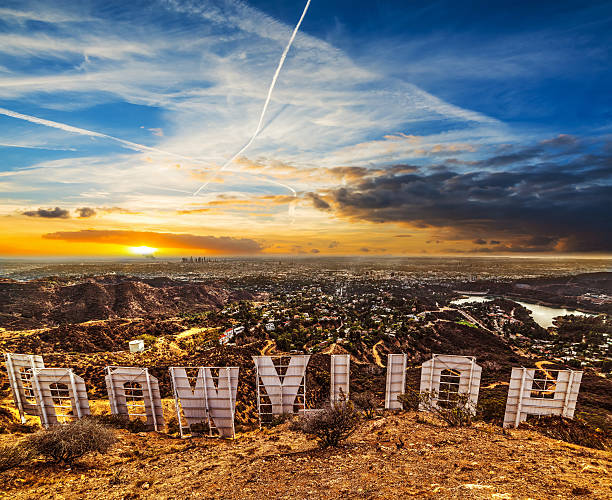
[0,411,610,499]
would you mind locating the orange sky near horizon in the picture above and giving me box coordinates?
[2,212,610,258]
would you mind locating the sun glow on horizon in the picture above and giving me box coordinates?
[128,245,157,256]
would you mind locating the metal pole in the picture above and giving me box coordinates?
[429,355,435,392]
[68,369,82,420]
[32,368,49,428]
[226,368,235,439]
[169,368,185,438]
[400,354,407,396]
[277,357,284,415]
[144,368,159,431]
[330,355,336,404]
[467,357,475,412]
[562,370,574,418]
[255,359,262,429]
[514,368,527,428]
[5,354,26,423]
[202,368,213,436]
[302,356,307,413]
[106,367,118,415]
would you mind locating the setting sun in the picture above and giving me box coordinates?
[128,245,157,256]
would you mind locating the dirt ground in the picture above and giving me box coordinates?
[1,411,610,499]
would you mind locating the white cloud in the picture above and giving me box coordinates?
[0,0,509,212]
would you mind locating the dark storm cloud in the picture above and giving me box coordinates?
[311,139,612,252]
[76,207,96,218]
[42,230,263,254]
[466,134,581,168]
[306,192,331,211]
[23,207,70,219]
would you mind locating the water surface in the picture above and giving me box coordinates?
[450,295,592,328]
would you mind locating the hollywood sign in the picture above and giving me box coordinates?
[4,352,583,437]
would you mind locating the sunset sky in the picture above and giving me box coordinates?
[1,0,611,257]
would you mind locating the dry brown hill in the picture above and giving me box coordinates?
[0,412,610,499]
[0,276,252,329]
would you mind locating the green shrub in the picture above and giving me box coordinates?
[575,410,612,435]
[24,418,117,464]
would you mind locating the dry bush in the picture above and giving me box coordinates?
[91,414,148,433]
[397,389,420,411]
[399,389,474,427]
[0,442,35,472]
[521,415,610,450]
[575,409,612,436]
[351,391,379,419]
[291,401,360,447]
[24,418,117,464]
[476,392,507,424]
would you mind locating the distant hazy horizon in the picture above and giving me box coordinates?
[2,255,611,282]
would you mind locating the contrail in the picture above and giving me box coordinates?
[192,0,312,196]
[0,142,77,151]
[0,106,299,215]
[0,107,200,161]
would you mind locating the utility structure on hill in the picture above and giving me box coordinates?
[503,367,583,428]
[4,352,45,423]
[385,353,408,409]
[252,355,309,426]
[105,366,165,431]
[330,354,350,403]
[170,366,239,438]
[419,354,482,414]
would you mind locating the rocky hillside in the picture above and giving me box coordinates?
[0,276,253,329]
[0,412,610,499]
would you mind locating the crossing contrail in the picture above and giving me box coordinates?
[192,0,312,196]
[0,106,298,215]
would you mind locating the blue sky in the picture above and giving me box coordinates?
[0,0,611,255]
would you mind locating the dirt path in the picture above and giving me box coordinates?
[175,327,210,340]
[260,339,275,355]
[535,360,557,380]
[483,381,509,389]
[321,342,337,355]
[372,340,385,367]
